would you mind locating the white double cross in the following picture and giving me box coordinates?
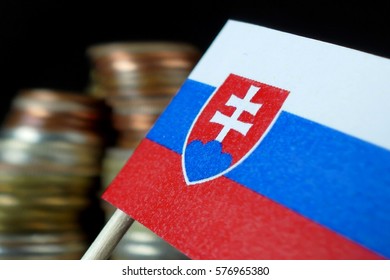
[210,85,262,142]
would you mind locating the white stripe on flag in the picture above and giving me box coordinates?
[189,20,390,150]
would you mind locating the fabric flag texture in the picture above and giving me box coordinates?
[103,20,390,259]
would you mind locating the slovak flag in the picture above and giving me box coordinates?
[102,20,390,259]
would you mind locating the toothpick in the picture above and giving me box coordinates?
[81,208,135,260]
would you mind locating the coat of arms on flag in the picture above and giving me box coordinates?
[101,20,390,259]
[183,73,289,184]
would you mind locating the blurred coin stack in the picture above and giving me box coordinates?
[87,41,201,260]
[0,89,107,259]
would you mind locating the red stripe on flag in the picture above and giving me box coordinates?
[103,138,383,259]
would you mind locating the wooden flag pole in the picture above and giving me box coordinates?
[81,208,135,260]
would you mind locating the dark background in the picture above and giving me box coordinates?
[0,0,389,245]
[1,1,389,122]
[0,0,390,121]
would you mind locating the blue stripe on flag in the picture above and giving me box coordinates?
[147,79,390,258]
[147,79,214,153]
[227,111,390,258]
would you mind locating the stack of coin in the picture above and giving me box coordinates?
[87,41,201,260]
[0,89,107,259]
[87,41,201,149]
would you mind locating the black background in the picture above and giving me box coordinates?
[1,1,389,122]
[0,0,389,245]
